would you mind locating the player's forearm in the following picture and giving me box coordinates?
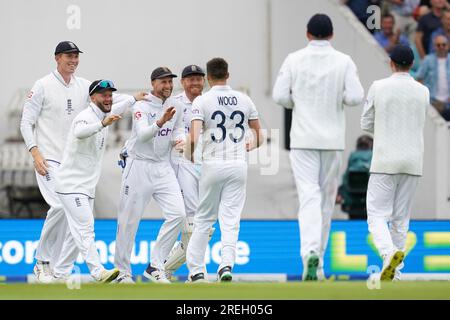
[20,118,37,151]
[272,78,294,109]
[136,123,160,142]
[74,120,104,139]
[343,61,365,106]
[111,95,136,116]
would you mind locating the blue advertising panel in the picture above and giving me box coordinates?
[0,220,449,278]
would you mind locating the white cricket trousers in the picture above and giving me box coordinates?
[171,159,200,218]
[186,161,247,276]
[290,149,342,265]
[34,161,68,268]
[114,159,186,276]
[367,173,419,257]
[53,194,104,279]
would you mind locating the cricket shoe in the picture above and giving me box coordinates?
[33,261,54,284]
[187,273,208,283]
[114,274,135,284]
[51,275,69,284]
[217,266,232,282]
[143,265,171,284]
[317,267,326,281]
[380,250,405,281]
[302,251,319,281]
[97,268,120,283]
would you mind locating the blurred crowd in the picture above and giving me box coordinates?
[343,0,450,120]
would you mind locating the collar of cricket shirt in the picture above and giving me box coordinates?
[210,85,231,91]
[308,40,332,48]
[52,69,75,87]
[147,92,165,106]
[181,91,192,105]
[89,102,107,121]
[391,72,412,79]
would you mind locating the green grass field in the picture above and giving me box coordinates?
[0,282,449,300]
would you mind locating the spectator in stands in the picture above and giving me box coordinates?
[342,0,384,33]
[429,10,450,52]
[415,0,447,59]
[375,14,410,53]
[416,35,450,118]
[385,0,420,42]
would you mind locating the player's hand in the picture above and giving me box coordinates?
[133,92,148,102]
[102,115,122,127]
[30,147,48,176]
[156,106,176,127]
[173,139,185,153]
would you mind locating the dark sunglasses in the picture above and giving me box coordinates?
[89,80,115,95]
[436,43,448,47]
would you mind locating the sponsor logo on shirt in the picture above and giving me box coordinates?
[149,113,156,119]
[27,91,34,99]
[158,128,172,137]
[192,109,200,115]
[134,111,142,120]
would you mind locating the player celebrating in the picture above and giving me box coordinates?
[185,57,263,283]
[361,45,429,281]
[272,14,364,281]
[20,41,143,283]
[114,67,186,284]
[164,65,214,278]
[51,80,140,283]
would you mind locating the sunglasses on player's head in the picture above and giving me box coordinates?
[89,80,115,95]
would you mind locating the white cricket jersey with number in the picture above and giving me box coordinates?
[361,73,429,175]
[191,85,259,162]
[55,101,134,198]
[170,91,202,164]
[127,93,185,162]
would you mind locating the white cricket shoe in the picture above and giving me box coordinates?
[143,265,171,284]
[33,261,53,284]
[380,250,405,281]
[96,268,120,283]
[317,267,326,281]
[114,274,135,284]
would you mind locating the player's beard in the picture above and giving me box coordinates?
[96,101,112,113]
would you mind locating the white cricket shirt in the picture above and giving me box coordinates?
[127,93,185,162]
[361,73,429,176]
[272,40,364,150]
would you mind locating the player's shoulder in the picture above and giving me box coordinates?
[73,76,92,88]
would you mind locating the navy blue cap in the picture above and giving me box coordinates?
[89,80,117,96]
[151,67,177,81]
[307,14,333,39]
[55,41,83,55]
[390,45,414,66]
[182,65,205,78]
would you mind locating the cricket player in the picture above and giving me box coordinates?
[185,57,263,283]
[114,67,186,284]
[51,80,139,283]
[20,41,144,283]
[164,65,209,278]
[361,45,429,281]
[272,14,364,281]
